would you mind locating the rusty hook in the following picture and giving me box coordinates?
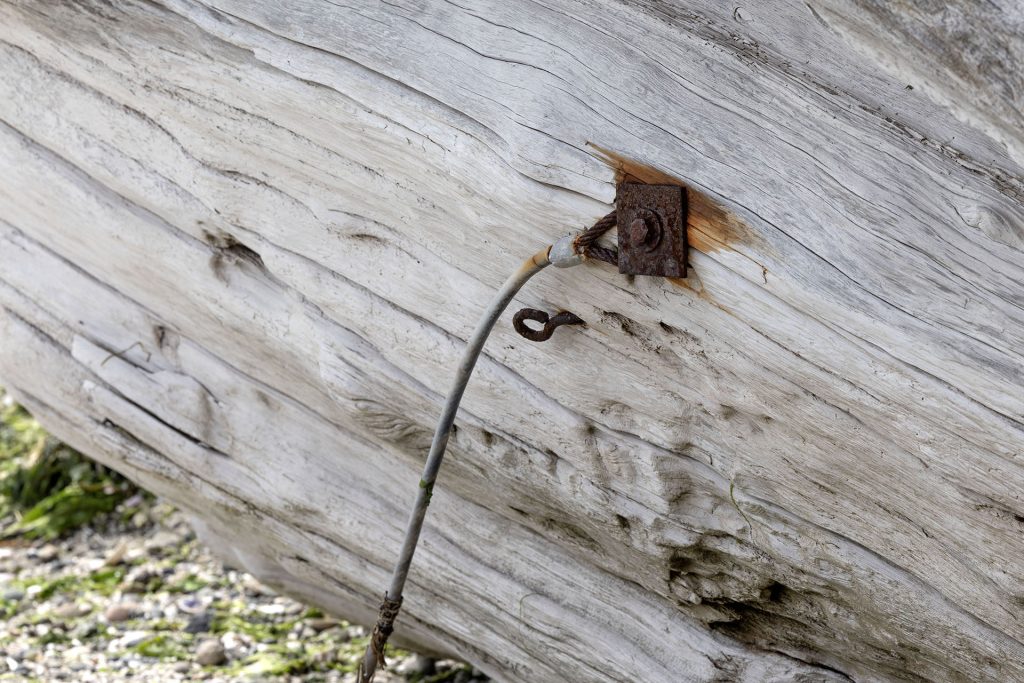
[512,308,585,342]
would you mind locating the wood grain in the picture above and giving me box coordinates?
[0,1,1022,680]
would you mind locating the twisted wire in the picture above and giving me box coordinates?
[573,211,618,265]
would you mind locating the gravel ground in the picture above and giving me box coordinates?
[0,497,486,683]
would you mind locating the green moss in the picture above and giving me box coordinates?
[132,633,192,660]
[33,575,81,601]
[0,391,138,539]
[83,567,127,595]
[166,573,207,594]
[419,478,434,504]
[38,630,71,646]
[210,612,298,641]
[0,597,21,619]
[145,618,186,632]
[234,650,311,676]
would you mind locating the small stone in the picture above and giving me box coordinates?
[2,588,24,601]
[434,659,458,673]
[241,575,272,597]
[256,603,286,616]
[121,566,157,593]
[341,625,364,641]
[395,654,436,678]
[172,661,191,673]
[145,531,180,555]
[122,492,144,509]
[307,617,338,633]
[36,544,59,562]
[53,602,90,619]
[195,638,227,666]
[105,602,139,622]
[177,596,206,615]
[70,620,99,640]
[64,645,89,661]
[123,544,148,564]
[103,540,129,567]
[119,630,150,648]
[220,631,250,658]
[184,612,213,634]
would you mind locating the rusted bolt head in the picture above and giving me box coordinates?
[630,209,663,250]
[629,217,649,244]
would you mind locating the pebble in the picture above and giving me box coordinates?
[120,566,156,593]
[256,603,287,615]
[36,544,59,562]
[339,625,364,642]
[0,497,490,683]
[395,654,436,678]
[241,575,272,597]
[118,630,150,648]
[194,638,227,666]
[53,603,90,619]
[104,602,139,622]
[103,540,128,567]
[307,617,338,633]
[144,531,180,556]
[220,631,250,658]
[177,596,206,615]
[70,620,98,640]
[184,612,213,634]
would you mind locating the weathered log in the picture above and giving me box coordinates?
[0,1,1022,681]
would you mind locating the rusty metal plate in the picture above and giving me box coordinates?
[616,183,687,277]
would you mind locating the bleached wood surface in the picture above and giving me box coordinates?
[1,1,1022,680]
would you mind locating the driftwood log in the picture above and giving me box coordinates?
[1,1,1022,681]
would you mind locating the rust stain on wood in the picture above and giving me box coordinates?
[589,145,756,255]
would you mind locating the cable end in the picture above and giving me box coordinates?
[548,233,583,268]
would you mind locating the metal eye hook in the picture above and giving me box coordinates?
[513,308,586,342]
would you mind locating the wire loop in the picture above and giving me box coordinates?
[513,308,585,342]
